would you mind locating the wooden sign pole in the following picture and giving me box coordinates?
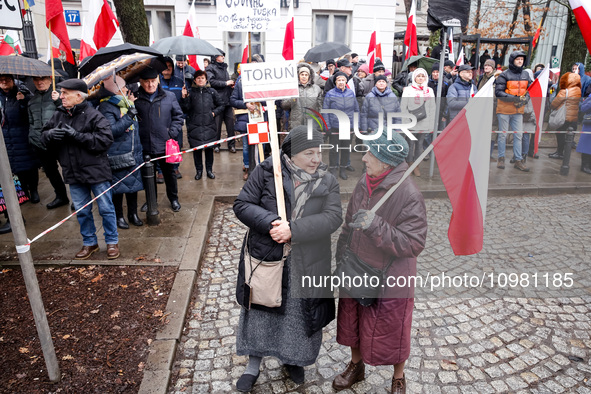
[265,99,287,221]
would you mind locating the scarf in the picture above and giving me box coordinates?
[366,168,393,197]
[284,154,328,220]
[100,95,135,130]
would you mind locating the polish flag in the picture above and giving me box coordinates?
[45,0,75,64]
[149,24,155,45]
[403,0,418,60]
[367,18,382,73]
[183,0,201,70]
[241,34,249,64]
[569,0,591,54]
[456,47,465,66]
[282,0,294,60]
[447,27,455,63]
[79,0,118,61]
[527,65,550,155]
[432,76,496,255]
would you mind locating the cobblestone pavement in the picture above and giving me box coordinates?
[169,196,591,393]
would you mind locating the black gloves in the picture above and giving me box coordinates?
[61,123,78,138]
[45,124,66,141]
[127,107,138,118]
[349,209,376,231]
[515,95,528,108]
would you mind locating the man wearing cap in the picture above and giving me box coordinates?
[495,51,531,172]
[174,55,196,87]
[206,50,236,153]
[442,60,457,85]
[135,67,184,212]
[323,58,363,98]
[362,59,386,96]
[447,64,478,121]
[161,56,186,180]
[40,79,119,260]
[392,61,418,97]
[350,53,360,73]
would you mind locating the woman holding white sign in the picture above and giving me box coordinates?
[233,126,342,391]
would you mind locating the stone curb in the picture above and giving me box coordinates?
[138,196,214,394]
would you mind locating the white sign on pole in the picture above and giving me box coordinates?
[216,0,281,32]
[0,0,23,30]
[241,61,299,102]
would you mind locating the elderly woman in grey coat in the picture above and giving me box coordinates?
[233,126,342,391]
[282,63,324,131]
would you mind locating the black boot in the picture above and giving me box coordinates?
[0,219,12,234]
[47,195,69,209]
[339,167,348,180]
[582,154,591,174]
[30,190,40,204]
[128,213,144,227]
[117,217,129,229]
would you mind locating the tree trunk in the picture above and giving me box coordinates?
[404,0,412,18]
[501,0,522,63]
[522,0,533,33]
[112,0,149,46]
[473,0,482,31]
[560,7,587,76]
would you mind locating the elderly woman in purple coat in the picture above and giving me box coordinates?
[332,132,427,393]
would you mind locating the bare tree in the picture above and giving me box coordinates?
[112,0,149,46]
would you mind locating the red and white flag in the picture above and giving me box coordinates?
[248,122,269,145]
[282,0,295,60]
[456,47,465,66]
[367,18,382,73]
[447,27,455,63]
[79,0,118,61]
[404,0,418,60]
[569,0,591,54]
[183,0,202,70]
[432,77,496,255]
[241,34,249,64]
[527,65,550,155]
[45,0,75,64]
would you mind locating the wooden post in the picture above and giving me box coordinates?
[248,31,266,165]
[265,100,287,221]
[0,128,60,382]
[257,144,265,164]
[48,22,56,91]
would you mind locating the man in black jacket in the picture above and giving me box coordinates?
[206,50,236,153]
[135,67,184,212]
[40,79,119,260]
[28,75,69,209]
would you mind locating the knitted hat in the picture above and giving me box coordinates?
[298,67,310,75]
[175,55,186,61]
[373,59,385,73]
[484,59,496,69]
[432,62,440,73]
[358,64,370,76]
[368,132,409,167]
[374,74,388,83]
[281,125,324,158]
[351,53,358,59]
[326,59,336,67]
[332,71,348,83]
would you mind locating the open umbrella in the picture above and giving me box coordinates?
[401,55,437,72]
[78,43,163,77]
[0,55,54,77]
[83,53,167,90]
[303,42,351,62]
[151,36,221,56]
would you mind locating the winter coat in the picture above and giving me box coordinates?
[495,52,531,115]
[230,76,268,133]
[324,73,363,98]
[477,71,495,91]
[0,84,37,173]
[28,89,60,150]
[233,156,343,335]
[281,64,323,131]
[447,78,477,120]
[181,84,225,147]
[135,86,183,155]
[400,84,436,131]
[550,72,582,123]
[392,70,409,96]
[174,64,196,88]
[323,86,359,131]
[577,92,591,155]
[160,74,185,104]
[574,62,591,99]
[206,61,233,104]
[360,86,400,132]
[97,97,144,194]
[361,73,377,96]
[41,101,113,185]
[336,162,427,365]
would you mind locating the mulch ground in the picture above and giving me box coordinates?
[0,264,177,394]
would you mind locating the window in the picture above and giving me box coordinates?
[313,12,351,46]
[225,32,265,73]
[551,45,557,57]
[417,0,422,11]
[146,9,174,41]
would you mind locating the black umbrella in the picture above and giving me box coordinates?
[151,36,221,57]
[0,55,54,77]
[78,43,163,77]
[303,42,351,62]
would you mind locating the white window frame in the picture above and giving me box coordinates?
[312,12,351,46]
[224,31,266,71]
[145,7,175,41]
